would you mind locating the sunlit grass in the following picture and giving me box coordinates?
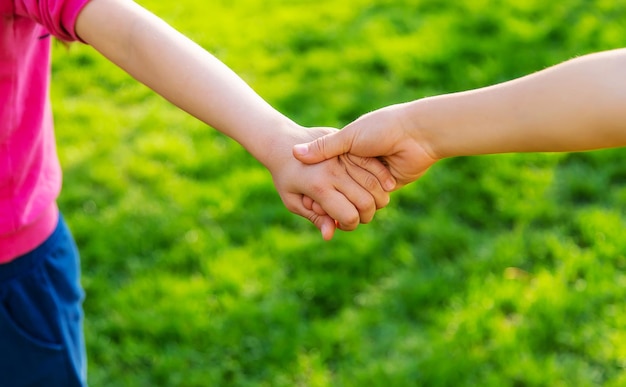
[51,0,626,385]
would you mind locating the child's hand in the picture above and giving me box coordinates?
[299,152,391,218]
[266,126,394,240]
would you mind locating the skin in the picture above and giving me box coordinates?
[73,0,395,240]
[294,48,626,189]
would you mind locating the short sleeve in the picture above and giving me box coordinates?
[14,0,91,41]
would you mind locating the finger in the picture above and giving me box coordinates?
[286,195,336,240]
[303,195,328,216]
[324,177,376,227]
[344,186,376,225]
[308,187,362,231]
[346,153,396,192]
[339,156,389,212]
[293,129,354,164]
[302,195,314,211]
[311,201,326,216]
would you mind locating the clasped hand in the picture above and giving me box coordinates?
[267,125,395,240]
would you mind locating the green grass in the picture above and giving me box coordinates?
[52,0,626,385]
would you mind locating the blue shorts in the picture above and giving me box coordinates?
[0,216,86,387]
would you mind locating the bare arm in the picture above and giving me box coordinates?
[294,49,626,187]
[74,0,393,238]
[75,0,288,163]
[418,48,626,158]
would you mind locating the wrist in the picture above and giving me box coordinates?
[245,119,305,172]
[400,98,445,161]
[409,92,490,160]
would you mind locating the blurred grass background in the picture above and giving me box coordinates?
[51,0,626,385]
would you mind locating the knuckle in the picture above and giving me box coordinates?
[317,136,329,158]
[341,212,360,230]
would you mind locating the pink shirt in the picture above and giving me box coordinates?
[0,0,90,263]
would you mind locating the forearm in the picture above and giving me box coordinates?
[411,49,626,159]
[75,0,294,168]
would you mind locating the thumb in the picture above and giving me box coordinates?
[293,130,353,164]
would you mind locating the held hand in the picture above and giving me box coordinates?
[293,104,439,189]
[301,151,393,221]
[268,126,394,240]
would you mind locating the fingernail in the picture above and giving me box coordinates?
[385,178,396,191]
[321,223,330,240]
[293,144,309,156]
